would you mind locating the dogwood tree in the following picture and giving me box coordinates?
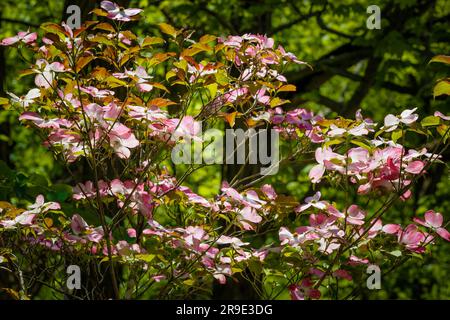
[0,1,448,300]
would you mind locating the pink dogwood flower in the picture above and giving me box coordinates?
[295,192,328,213]
[0,30,37,46]
[398,224,427,253]
[0,195,60,229]
[346,205,366,225]
[108,123,140,158]
[27,195,61,213]
[7,88,40,108]
[70,214,104,243]
[34,59,65,88]
[113,66,153,92]
[81,86,115,98]
[413,210,450,241]
[187,62,217,83]
[309,147,345,183]
[382,108,419,132]
[289,278,321,300]
[434,111,450,121]
[100,1,143,21]
[237,206,262,230]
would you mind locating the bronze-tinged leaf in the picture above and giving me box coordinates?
[158,23,178,38]
[274,195,299,207]
[148,98,177,108]
[2,288,20,300]
[44,32,62,43]
[429,55,450,65]
[181,43,212,57]
[75,55,94,72]
[149,82,169,93]
[6,208,26,218]
[94,22,116,33]
[142,36,165,47]
[246,118,257,127]
[214,43,225,53]
[194,43,212,51]
[92,67,110,81]
[199,34,216,44]
[73,27,86,38]
[40,22,65,36]
[89,35,114,46]
[269,97,289,108]
[119,54,132,67]
[125,96,143,106]
[278,84,297,92]
[105,76,128,88]
[121,30,137,41]
[0,201,14,209]
[181,47,204,57]
[44,217,53,228]
[147,52,176,66]
[223,111,237,127]
[90,8,108,17]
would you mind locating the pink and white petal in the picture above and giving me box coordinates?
[436,227,450,241]
[384,114,399,127]
[15,212,36,225]
[124,8,143,16]
[127,228,137,238]
[413,217,428,227]
[0,36,19,46]
[382,224,401,234]
[100,1,118,11]
[424,210,443,228]
[405,161,424,174]
[434,111,450,121]
[136,83,153,92]
[71,214,88,234]
[309,164,325,183]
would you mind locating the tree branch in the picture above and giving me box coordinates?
[316,15,356,39]
[271,9,324,34]
[344,57,381,116]
[0,18,39,28]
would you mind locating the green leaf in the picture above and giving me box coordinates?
[47,184,72,202]
[0,160,14,179]
[391,129,403,142]
[421,116,440,127]
[248,259,263,275]
[0,97,9,105]
[324,138,344,147]
[28,173,49,187]
[437,124,450,143]
[136,254,155,263]
[183,279,195,286]
[206,83,218,98]
[433,79,450,98]
[350,139,372,150]
[389,250,402,257]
